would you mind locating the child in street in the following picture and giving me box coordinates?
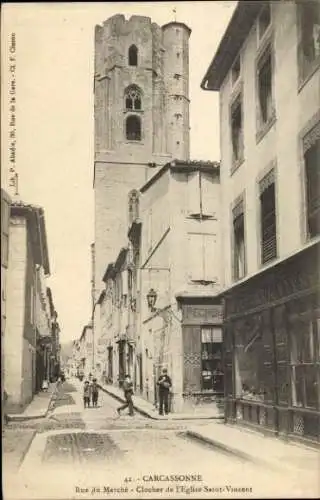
[83,380,91,408]
[91,378,99,407]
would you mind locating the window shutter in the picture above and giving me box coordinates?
[260,171,277,263]
[188,234,204,281]
[201,172,215,216]
[187,171,201,216]
[203,234,217,281]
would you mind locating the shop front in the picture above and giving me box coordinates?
[178,296,224,410]
[223,242,320,445]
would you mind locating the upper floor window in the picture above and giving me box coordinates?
[125,85,142,111]
[128,190,140,224]
[128,45,138,66]
[259,169,277,265]
[230,93,244,167]
[231,55,241,86]
[303,122,320,239]
[126,115,141,141]
[297,1,320,84]
[232,200,246,280]
[258,3,271,41]
[256,44,275,139]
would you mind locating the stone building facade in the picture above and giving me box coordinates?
[93,14,191,307]
[79,323,94,378]
[1,188,11,422]
[4,200,52,412]
[201,1,320,444]
[95,159,223,414]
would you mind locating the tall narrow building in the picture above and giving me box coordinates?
[93,14,191,299]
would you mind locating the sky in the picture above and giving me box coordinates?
[1,1,236,343]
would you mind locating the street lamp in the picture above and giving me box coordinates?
[146,288,157,312]
[146,288,182,324]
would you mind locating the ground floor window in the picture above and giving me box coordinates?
[290,316,319,410]
[234,316,266,401]
[201,326,223,392]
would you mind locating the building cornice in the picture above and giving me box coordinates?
[201,1,265,91]
[102,263,115,283]
[97,289,106,305]
[140,159,219,194]
[216,238,320,300]
[114,247,128,272]
[10,201,50,275]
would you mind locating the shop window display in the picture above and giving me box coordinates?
[234,317,264,401]
[291,316,319,410]
[201,327,223,392]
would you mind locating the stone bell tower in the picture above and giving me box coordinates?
[93,14,191,297]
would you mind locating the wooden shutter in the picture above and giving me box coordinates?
[187,171,201,216]
[260,174,277,264]
[187,234,204,281]
[203,234,217,281]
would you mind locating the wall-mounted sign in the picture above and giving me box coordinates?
[182,304,223,325]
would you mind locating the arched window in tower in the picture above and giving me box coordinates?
[126,115,141,141]
[128,45,138,66]
[128,190,140,225]
[125,85,142,111]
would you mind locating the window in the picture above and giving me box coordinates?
[188,233,217,283]
[30,285,34,323]
[259,170,277,264]
[291,317,319,410]
[258,3,271,41]
[201,327,223,392]
[232,201,246,280]
[128,189,140,225]
[257,46,274,130]
[128,45,138,66]
[126,115,141,141]
[297,1,320,82]
[304,125,320,238]
[230,94,244,164]
[231,55,241,85]
[125,86,142,111]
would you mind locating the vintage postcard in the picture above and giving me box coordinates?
[1,1,319,499]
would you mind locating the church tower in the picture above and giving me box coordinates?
[93,14,191,297]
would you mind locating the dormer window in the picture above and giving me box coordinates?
[125,85,142,111]
[128,45,138,66]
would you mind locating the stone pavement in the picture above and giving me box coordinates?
[187,420,320,476]
[7,382,57,421]
[99,381,319,480]
[2,428,36,471]
[99,382,223,420]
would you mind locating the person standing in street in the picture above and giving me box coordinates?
[157,368,172,416]
[83,380,91,408]
[117,374,134,417]
[91,378,99,407]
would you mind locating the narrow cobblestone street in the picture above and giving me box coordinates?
[3,380,319,499]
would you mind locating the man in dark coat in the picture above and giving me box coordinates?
[117,375,134,416]
[157,368,172,416]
